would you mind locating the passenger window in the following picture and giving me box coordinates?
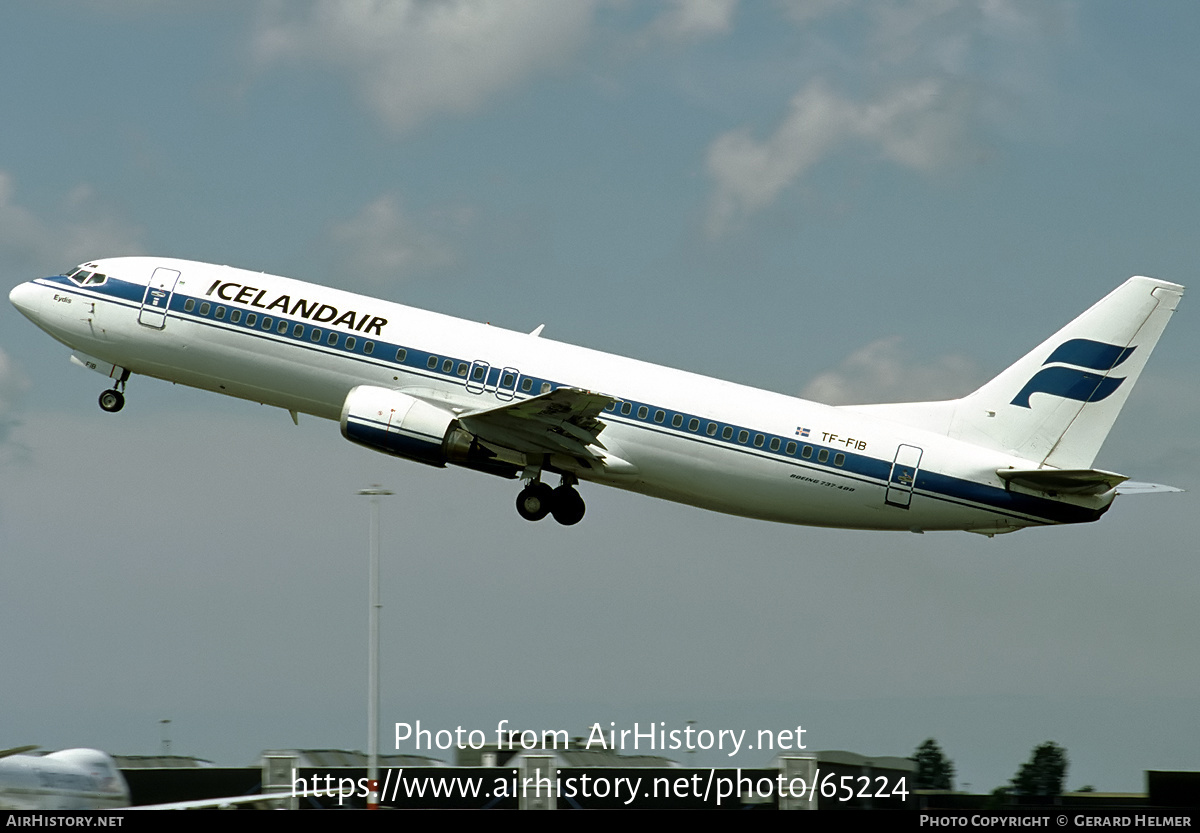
[621,403,632,415]
[231,310,241,323]
[215,306,226,320]
[802,446,813,459]
[184,299,195,312]
[262,317,272,330]
[834,452,845,466]
[737,430,749,443]
[458,363,468,377]
[310,328,321,342]
[690,419,700,432]
[818,449,829,463]
[443,359,454,373]
[395,348,407,362]
[345,336,356,350]
[277,321,288,334]
[655,410,665,424]
[522,378,533,391]
[293,323,303,337]
[770,438,780,451]
[754,434,764,447]
[541,382,551,394]
[637,406,648,420]
[722,427,733,440]
[199,302,210,315]
[364,341,374,355]
[472,366,485,381]
[785,441,796,455]
[502,373,515,387]
[328,332,338,346]
[672,414,683,428]
[428,356,439,369]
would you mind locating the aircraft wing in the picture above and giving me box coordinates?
[457,387,616,465]
[133,792,294,810]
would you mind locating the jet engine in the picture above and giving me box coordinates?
[340,385,518,477]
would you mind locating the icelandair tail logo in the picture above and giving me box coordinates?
[1010,338,1135,409]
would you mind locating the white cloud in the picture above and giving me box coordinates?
[330,194,456,281]
[800,336,981,405]
[253,0,597,133]
[0,172,143,275]
[775,0,855,25]
[646,0,739,42]
[704,0,1072,233]
[706,79,965,233]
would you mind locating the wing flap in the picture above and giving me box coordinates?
[458,387,618,467]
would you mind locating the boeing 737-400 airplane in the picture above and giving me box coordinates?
[9,258,1183,534]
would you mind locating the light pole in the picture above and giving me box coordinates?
[357,485,392,809]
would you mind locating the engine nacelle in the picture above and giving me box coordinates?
[340,386,518,477]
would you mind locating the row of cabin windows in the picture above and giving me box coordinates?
[184,299,373,353]
[179,296,846,468]
[183,297,556,397]
[606,399,845,466]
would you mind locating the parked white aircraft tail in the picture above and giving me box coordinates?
[9,259,1183,534]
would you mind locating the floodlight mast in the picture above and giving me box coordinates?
[357,485,392,809]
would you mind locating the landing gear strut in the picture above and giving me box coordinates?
[516,473,586,526]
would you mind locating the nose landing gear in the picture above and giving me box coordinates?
[516,472,586,526]
[97,370,130,413]
[98,388,125,412]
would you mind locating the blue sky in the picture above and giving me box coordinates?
[1,1,1198,795]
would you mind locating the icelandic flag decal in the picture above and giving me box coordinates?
[795,427,810,437]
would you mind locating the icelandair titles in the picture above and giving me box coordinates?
[204,279,387,336]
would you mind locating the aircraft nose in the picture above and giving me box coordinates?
[9,281,39,317]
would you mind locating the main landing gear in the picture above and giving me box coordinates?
[516,473,586,526]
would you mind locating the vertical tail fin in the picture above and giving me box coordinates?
[948,276,1183,468]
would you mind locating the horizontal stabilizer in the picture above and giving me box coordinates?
[997,468,1127,496]
[1115,481,1184,495]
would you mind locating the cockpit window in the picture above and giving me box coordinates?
[65,268,107,286]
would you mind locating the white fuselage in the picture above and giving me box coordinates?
[0,749,129,811]
[10,257,1113,533]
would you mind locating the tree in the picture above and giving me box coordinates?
[1011,741,1069,796]
[913,738,955,790]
